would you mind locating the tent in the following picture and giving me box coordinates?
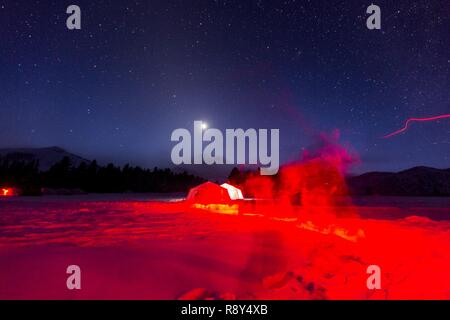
[220,183,244,200]
[186,182,232,204]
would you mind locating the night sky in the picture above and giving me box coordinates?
[1,0,449,178]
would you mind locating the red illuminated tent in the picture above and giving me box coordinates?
[186,182,232,204]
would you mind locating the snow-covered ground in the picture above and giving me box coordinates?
[0,195,449,300]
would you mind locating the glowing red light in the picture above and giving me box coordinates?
[2,188,11,196]
[384,114,450,138]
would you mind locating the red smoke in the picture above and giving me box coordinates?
[241,130,359,218]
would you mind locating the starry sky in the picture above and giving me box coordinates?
[1,0,449,178]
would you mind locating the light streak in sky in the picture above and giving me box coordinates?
[383,114,450,138]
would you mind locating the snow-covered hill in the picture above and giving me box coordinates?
[0,147,90,171]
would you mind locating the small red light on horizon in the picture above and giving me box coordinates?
[1,188,12,197]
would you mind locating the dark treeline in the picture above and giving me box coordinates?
[0,156,204,195]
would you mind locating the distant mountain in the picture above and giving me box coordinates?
[347,166,450,196]
[0,147,90,171]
